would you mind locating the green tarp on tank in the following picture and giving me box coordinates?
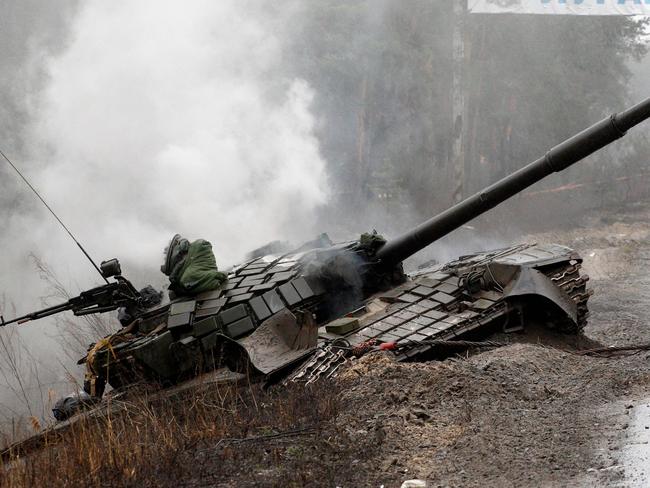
[169,239,227,296]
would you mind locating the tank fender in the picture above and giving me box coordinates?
[221,309,318,375]
[503,266,578,323]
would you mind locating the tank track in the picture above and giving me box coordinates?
[286,343,351,385]
[544,262,592,333]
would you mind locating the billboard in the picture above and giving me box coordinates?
[468,0,650,15]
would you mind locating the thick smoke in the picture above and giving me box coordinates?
[24,0,328,277]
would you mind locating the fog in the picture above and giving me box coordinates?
[0,2,648,427]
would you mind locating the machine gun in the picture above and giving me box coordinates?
[0,259,141,327]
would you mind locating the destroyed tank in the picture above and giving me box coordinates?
[3,97,650,410]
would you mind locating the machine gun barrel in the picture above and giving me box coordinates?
[377,97,650,265]
[0,276,141,327]
[0,302,73,326]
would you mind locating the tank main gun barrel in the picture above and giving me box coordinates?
[377,97,650,265]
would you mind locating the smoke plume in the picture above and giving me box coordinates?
[24,0,328,279]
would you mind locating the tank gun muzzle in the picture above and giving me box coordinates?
[376,97,650,265]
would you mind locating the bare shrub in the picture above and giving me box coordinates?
[0,256,119,447]
[0,293,50,442]
[30,253,118,361]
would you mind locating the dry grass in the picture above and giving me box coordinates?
[0,258,376,487]
[0,380,373,487]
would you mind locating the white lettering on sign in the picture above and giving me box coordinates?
[468,0,650,15]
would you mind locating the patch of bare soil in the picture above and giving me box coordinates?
[334,345,650,487]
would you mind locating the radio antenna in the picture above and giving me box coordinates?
[0,148,109,284]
